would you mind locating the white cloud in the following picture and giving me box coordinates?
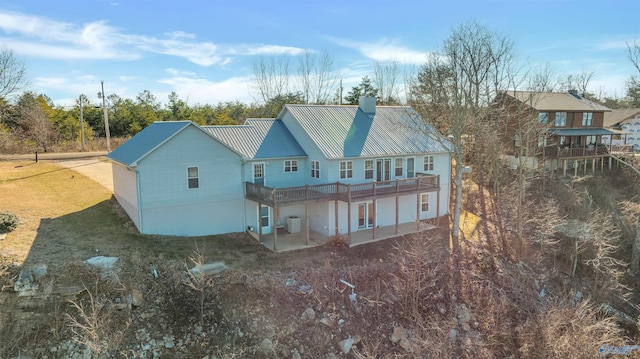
[330,37,428,65]
[595,39,632,51]
[158,74,254,104]
[0,10,307,66]
[243,45,306,56]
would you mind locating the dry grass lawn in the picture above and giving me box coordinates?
[0,160,406,274]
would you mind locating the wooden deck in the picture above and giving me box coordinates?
[543,144,634,159]
[246,174,440,206]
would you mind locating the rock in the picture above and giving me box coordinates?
[257,338,273,355]
[189,261,228,276]
[399,338,415,353]
[194,325,203,334]
[456,304,472,323]
[319,317,334,328]
[449,329,458,341]
[292,349,302,359]
[352,335,361,344]
[130,289,144,307]
[339,338,354,354]
[391,326,408,343]
[164,335,175,349]
[337,319,345,327]
[84,256,119,271]
[32,264,48,280]
[301,307,316,321]
[461,322,471,332]
[437,302,447,315]
[463,337,472,347]
[14,269,39,293]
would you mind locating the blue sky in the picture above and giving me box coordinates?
[1,0,639,107]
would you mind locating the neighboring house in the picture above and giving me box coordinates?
[601,108,640,152]
[107,97,452,247]
[494,90,631,173]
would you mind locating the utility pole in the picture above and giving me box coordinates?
[79,95,85,152]
[101,80,111,153]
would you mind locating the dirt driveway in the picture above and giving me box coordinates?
[56,158,114,192]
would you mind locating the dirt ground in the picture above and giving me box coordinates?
[2,159,636,358]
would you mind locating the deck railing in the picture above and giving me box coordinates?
[543,145,609,158]
[610,144,635,154]
[246,175,440,205]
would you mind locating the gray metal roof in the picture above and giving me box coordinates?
[203,119,307,159]
[505,91,611,112]
[282,105,452,159]
[107,121,191,166]
[546,128,615,136]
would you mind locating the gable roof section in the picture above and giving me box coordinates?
[202,119,307,159]
[603,108,640,127]
[107,121,192,166]
[281,105,452,159]
[505,91,611,112]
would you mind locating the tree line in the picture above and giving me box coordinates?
[0,26,639,155]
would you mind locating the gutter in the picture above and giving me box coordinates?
[135,167,143,234]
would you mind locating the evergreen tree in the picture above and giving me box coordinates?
[344,76,379,105]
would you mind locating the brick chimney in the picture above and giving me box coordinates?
[358,96,376,114]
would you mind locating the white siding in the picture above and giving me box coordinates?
[112,162,140,229]
[136,125,245,236]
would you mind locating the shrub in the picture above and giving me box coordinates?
[0,211,20,233]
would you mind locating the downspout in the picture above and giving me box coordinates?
[241,157,247,231]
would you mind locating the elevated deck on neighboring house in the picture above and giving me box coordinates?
[542,144,634,160]
[245,174,440,207]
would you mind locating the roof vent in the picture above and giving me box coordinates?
[358,96,376,114]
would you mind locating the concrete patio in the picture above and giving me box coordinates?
[248,221,438,252]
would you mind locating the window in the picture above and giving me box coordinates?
[582,112,593,126]
[395,158,403,177]
[311,160,320,178]
[538,112,549,124]
[421,193,429,212]
[554,112,567,126]
[260,205,269,227]
[284,160,298,173]
[364,159,374,179]
[423,155,434,172]
[339,161,353,179]
[187,166,199,189]
[586,135,597,145]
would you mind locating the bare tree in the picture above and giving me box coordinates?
[628,38,640,77]
[373,60,401,105]
[251,55,291,104]
[0,48,27,100]
[297,50,339,104]
[559,69,595,96]
[409,21,517,250]
[626,38,640,106]
[526,63,557,92]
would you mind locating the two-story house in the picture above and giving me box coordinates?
[107,97,452,250]
[495,90,622,176]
